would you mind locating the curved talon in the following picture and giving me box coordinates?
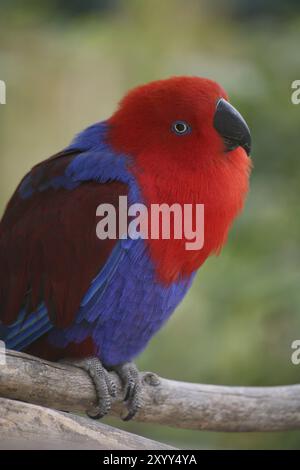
[63,358,145,421]
[77,357,117,419]
[112,362,143,421]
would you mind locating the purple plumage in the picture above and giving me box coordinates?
[0,122,194,366]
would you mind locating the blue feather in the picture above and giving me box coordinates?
[1,121,195,366]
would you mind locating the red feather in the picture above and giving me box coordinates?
[25,335,96,361]
[0,152,128,327]
[108,76,252,282]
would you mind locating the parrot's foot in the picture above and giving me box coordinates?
[111,362,143,421]
[77,357,117,419]
[63,358,147,421]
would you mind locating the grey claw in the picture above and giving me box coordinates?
[78,357,117,419]
[112,362,143,421]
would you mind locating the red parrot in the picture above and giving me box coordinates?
[0,77,251,419]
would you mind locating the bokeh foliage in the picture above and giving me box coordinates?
[0,0,300,449]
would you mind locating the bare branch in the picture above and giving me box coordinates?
[1,349,300,432]
[0,397,174,449]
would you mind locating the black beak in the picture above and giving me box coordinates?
[213,98,251,155]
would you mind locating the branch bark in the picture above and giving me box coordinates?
[0,397,174,450]
[1,349,300,432]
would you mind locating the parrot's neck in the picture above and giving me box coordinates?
[130,153,250,283]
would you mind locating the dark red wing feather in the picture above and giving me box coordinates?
[0,153,127,328]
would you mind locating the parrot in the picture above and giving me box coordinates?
[0,76,251,420]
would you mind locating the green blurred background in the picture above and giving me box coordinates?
[1,0,300,449]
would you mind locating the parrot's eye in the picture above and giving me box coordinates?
[172,121,191,136]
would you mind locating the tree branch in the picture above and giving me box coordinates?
[1,349,300,432]
[0,397,174,450]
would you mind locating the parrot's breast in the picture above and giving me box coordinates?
[48,238,194,366]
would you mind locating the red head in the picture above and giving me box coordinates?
[108,76,252,282]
